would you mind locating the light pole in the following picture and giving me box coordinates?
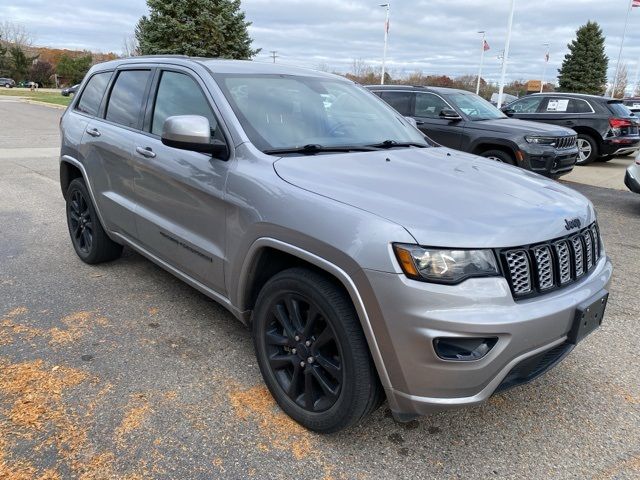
[476,31,486,95]
[380,3,390,85]
[611,0,634,98]
[540,43,550,93]
[497,0,515,109]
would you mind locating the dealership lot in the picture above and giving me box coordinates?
[0,98,638,479]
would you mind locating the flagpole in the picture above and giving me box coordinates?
[497,0,515,109]
[633,58,640,96]
[540,43,550,93]
[476,31,486,95]
[611,0,633,98]
[380,3,390,85]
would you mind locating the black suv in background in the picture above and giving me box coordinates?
[504,93,640,165]
[367,85,578,178]
[0,77,15,88]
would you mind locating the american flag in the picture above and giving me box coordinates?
[483,40,490,51]
[634,0,640,7]
[545,52,550,62]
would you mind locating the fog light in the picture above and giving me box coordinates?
[434,337,498,361]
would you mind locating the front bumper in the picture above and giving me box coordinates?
[521,145,578,178]
[363,255,613,418]
[624,163,640,193]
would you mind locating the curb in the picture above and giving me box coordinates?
[22,99,68,110]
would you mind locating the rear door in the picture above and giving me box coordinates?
[131,66,231,294]
[80,68,153,238]
[412,92,464,148]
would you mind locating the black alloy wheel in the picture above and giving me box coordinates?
[68,189,94,255]
[264,292,343,412]
[253,268,383,433]
[65,178,123,264]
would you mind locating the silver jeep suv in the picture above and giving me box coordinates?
[59,57,612,433]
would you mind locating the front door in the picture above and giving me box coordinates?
[132,68,230,294]
[413,92,465,149]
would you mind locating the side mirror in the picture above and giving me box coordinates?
[161,115,229,159]
[404,116,418,128]
[503,108,515,117]
[439,108,462,121]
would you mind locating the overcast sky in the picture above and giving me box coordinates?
[3,0,640,84]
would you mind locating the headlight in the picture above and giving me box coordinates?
[525,135,557,146]
[393,244,500,284]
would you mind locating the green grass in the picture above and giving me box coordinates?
[0,88,71,107]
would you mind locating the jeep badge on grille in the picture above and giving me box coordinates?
[565,218,582,230]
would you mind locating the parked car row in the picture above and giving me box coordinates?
[371,86,640,175]
[367,85,578,178]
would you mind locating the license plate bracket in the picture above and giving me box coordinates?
[568,290,608,344]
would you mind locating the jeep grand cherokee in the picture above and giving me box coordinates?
[59,57,612,432]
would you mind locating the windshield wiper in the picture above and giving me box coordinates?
[263,144,379,155]
[366,140,429,149]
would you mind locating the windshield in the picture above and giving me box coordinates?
[448,92,506,121]
[213,74,428,152]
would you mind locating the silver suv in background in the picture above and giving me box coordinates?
[59,57,612,432]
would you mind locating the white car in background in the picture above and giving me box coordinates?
[625,152,640,194]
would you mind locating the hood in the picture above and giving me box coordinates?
[467,118,575,136]
[273,147,595,248]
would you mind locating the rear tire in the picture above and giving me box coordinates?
[65,178,123,264]
[576,134,598,165]
[252,268,382,433]
[480,149,516,165]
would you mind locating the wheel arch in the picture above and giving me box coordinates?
[471,140,518,158]
[571,127,602,155]
[60,159,84,200]
[237,238,392,389]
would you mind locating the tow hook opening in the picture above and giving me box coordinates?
[434,337,498,361]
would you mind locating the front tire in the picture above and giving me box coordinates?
[65,178,123,264]
[480,149,516,165]
[252,268,382,433]
[576,134,598,165]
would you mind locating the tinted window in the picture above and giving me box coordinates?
[567,99,593,113]
[380,91,412,116]
[415,93,450,118]
[608,102,633,117]
[509,96,543,113]
[151,71,219,138]
[106,70,151,128]
[76,72,111,116]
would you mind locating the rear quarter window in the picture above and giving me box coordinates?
[608,102,633,117]
[75,72,112,116]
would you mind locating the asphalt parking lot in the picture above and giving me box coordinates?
[0,97,639,480]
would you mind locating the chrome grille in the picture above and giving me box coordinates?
[554,241,572,284]
[555,135,577,149]
[505,250,532,295]
[571,236,584,278]
[583,230,593,268]
[501,222,600,298]
[591,224,600,261]
[533,246,554,290]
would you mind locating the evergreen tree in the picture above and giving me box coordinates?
[135,0,260,59]
[558,21,608,95]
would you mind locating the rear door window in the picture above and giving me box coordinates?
[567,99,593,113]
[106,70,152,129]
[76,72,112,116]
[380,91,413,116]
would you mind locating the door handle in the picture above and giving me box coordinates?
[415,120,426,125]
[135,146,156,159]
[86,127,101,137]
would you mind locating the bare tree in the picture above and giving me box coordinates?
[121,34,140,57]
[613,62,629,98]
[0,20,33,47]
